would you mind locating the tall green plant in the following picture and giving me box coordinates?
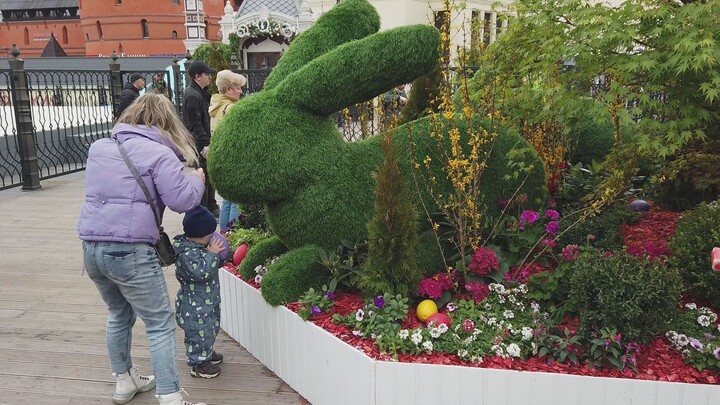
[192,42,233,94]
[361,132,422,297]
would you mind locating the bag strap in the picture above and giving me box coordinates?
[116,140,163,231]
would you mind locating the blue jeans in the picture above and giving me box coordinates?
[83,241,180,395]
[219,200,240,232]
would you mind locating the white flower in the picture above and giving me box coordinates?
[503,310,515,319]
[457,349,468,358]
[518,284,528,295]
[492,344,505,357]
[464,336,476,345]
[254,274,263,284]
[507,343,521,358]
[521,327,533,340]
[422,341,434,353]
[367,310,375,318]
[352,330,363,336]
[698,315,712,327]
[429,326,442,339]
[685,303,697,310]
[411,330,423,345]
[398,329,409,340]
[531,302,541,313]
[487,317,497,326]
[497,296,506,304]
[355,309,365,322]
[446,302,458,312]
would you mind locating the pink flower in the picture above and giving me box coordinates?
[545,221,559,235]
[462,319,476,331]
[465,281,490,303]
[519,210,540,230]
[468,247,500,276]
[561,244,580,262]
[542,238,557,248]
[545,209,560,220]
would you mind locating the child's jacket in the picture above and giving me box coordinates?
[173,235,221,342]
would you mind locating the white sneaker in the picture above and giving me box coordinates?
[112,365,156,404]
[156,391,207,405]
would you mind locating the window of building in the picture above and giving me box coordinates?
[116,0,122,5]
[96,21,103,39]
[172,30,178,38]
[62,26,68,44]
[141,19,149,38]
[203,19,208,40]
[173,0,179,4]
[24,28,29,45]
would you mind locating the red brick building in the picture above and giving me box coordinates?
[0,0,234,58]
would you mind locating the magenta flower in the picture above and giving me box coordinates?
[326,291,336,300]
[561,244,580,262]
[519,210,540,230]
[310,306,321,317]
[467,247,500,276]
[545,209,560,220]
[545,221,559,235]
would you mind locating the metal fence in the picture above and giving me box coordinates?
[0,50,477,191]
[0,47,279,191]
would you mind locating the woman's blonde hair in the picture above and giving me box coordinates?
[215,70,247,93]
[116,93,199,165]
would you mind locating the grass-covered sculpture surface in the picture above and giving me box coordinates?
[208,0,547,305]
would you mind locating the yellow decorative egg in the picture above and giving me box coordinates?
[416,299,438,322]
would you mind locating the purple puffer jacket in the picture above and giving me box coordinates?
[77,123,204,244]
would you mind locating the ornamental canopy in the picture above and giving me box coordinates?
[219,0,314,44]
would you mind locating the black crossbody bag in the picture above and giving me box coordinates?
[116,140,176,266]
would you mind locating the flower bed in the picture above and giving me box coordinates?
[219,265,720,405]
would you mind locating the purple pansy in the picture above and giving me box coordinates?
[374,296,385,309]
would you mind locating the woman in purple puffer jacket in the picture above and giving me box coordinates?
[78,94,208,405]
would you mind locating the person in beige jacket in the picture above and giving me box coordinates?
[209,70,247,231]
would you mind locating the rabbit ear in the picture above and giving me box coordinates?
[263,0,381,90]
[274,25,440,117]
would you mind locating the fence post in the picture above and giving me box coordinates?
[8,44,42,191]
[109,51,122,119]
[171,57,182,116]
[183,49,193,85]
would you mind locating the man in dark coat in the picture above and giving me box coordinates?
[182,60,219,216]
[115,73,144,118]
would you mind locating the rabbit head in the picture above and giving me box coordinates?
[208,0,440,206]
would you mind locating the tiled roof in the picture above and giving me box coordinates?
[0,56,178,71]
[0,0,78,11]
[236,0,301,18]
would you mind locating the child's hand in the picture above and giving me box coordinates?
[207,238,224,255]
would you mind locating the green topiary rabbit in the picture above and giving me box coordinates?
[209,0,547,305]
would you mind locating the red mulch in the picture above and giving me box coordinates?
[222,206,720,384]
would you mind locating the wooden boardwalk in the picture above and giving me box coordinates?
[0,172,307,405]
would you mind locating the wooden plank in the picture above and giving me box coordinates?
[0,171,305,404]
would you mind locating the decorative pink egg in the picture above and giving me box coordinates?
[426,312,452,327]
[233,243,249,266]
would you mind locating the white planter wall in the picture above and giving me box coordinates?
[219,268,719,405]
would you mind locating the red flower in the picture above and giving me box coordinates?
[468,247,500,276]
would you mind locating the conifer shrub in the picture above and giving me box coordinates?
[668,202,720,306]
[361,132,422,297]
[569,251,681,342]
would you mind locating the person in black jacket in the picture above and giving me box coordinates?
[116,73,144,118]
[182,60,219,216]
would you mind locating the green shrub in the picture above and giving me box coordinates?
[568,251,681,342]
[238,236,288,279]
[668,202,720,306]
[361,132,422,297]
[567,116,615,165]
[558,203,641,251]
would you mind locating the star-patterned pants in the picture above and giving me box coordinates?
[176,298,220,366]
